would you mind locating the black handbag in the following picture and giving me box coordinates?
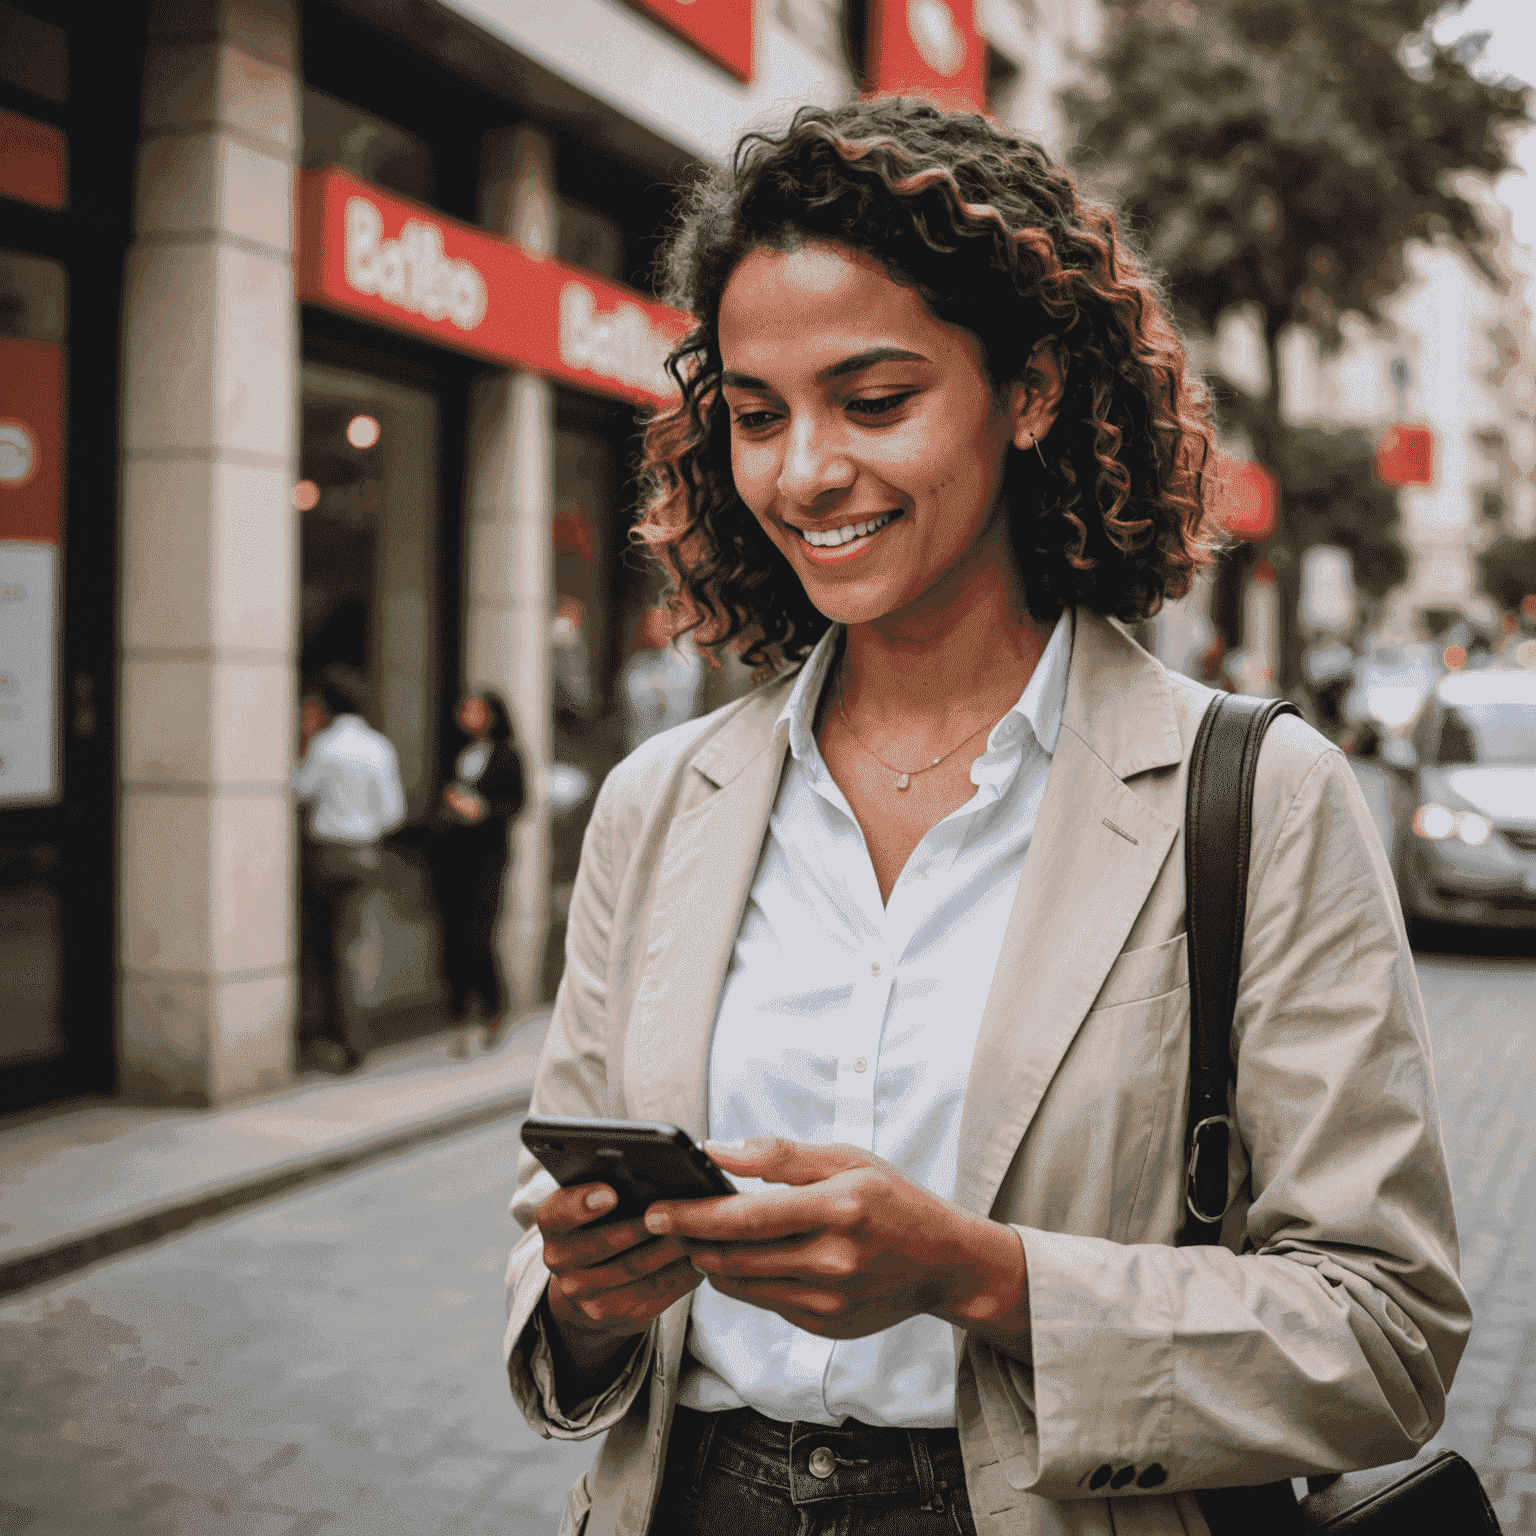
[1181,693,1500,1536]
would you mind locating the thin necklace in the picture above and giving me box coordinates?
[835,665,996,792]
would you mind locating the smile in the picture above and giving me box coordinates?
[798,511,899,548]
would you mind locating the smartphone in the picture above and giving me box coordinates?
[519,1115,737,1221]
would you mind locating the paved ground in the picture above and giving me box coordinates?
[0,1118,591,1536]
[1416,941,1536,1533]
[0,942,1532,1535]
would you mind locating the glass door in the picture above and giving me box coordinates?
[297,364,448,1042]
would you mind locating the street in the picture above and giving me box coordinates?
[0,948,1532,1536]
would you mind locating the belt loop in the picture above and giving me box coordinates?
[689,1412,719,1497]
[907,1429,942,1512]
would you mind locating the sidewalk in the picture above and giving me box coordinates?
[0,1009,551,1299]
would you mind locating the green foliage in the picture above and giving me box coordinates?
[1070,0,1528,672]
[1069,0,1528,345]
[1220,390,1407,596]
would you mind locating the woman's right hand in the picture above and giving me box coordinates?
[536,1183,705,1386]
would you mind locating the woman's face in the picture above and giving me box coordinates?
[717,241,1049,628]
[459,695,490,736]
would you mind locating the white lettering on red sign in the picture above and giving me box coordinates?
[343,197,488,332]
[559,283,673,398]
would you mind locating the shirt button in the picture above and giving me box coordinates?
[853,1056,867,1073]
[808,1446,837,1479]
[869,961,881,977]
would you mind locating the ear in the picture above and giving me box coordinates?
[1006,339,1065,452]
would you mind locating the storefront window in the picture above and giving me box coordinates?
[0,249,67,1069]
[298,364,446,1035]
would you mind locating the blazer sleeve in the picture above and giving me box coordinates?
[971,741,1472,1500]
[503,771,657,1441]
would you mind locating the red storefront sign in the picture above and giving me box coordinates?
[1223,460,1277,542]
[0,337,63,545]
[1374,424,1433,488]
[621,0,753,82]
[295,167,691,407]
[867,0,986,111]
[0,106,67,211]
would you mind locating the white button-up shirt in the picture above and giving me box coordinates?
[678,614,1072,1429]
[292,714,407,845]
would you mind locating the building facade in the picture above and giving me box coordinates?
[1,0,1090,1111]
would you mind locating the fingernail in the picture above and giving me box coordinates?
[644,1210,671,1234]
[704,1139,746,1153]
[585,1188,615,1211]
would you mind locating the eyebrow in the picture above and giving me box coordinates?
[721,347,928,391]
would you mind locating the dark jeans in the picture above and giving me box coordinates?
[300,840,379,1058]
[431,832,510,1021]
[649,1406,978,1536]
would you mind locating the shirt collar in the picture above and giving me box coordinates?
[776,611,1073,770]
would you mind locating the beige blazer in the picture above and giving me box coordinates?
[504,612,1470,1536]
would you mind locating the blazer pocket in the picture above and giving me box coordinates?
[1089,932,1188,1011]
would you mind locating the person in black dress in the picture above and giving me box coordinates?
[433,689,525,1049]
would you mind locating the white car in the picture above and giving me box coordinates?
[1392,670,1536,935]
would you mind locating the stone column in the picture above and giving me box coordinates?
[118,0,299,1103]
[464,127,556,1010]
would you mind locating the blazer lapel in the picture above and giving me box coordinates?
[623,702,792,1141]
[952,614,1184,1217]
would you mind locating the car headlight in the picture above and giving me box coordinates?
[1412,804,1494,846]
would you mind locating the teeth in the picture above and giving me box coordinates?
[801,511,895,547]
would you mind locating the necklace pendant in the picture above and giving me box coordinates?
[895,772,910,791]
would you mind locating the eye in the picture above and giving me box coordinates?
[730,408,781,432]
[847,392,916,419]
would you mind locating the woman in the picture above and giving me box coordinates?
[433,689,524,1049]
[506,101,1468,1536]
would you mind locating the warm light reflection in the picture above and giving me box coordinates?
[347,414,381,450]
[292,479,320,511]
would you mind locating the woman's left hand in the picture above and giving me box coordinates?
[643,1138,1028,1341]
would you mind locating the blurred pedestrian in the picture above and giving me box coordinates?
[432,690,525,1053]
[292,664,405,1074]
[618,605,705,753]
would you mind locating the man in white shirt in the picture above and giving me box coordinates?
[619,607,705,754]
[292,665,406,1073]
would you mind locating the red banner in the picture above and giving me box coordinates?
[0,338,63,545]
[1223,460,1277,542]
[621,0,753,81]
[0,107,67,211]
[1375,424,1433,488]
[295,167,691,407]
[867,0,986,110]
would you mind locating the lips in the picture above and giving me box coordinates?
[798,510,899,548]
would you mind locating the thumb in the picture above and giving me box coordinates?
[704,1137,875,1186]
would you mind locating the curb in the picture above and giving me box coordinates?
[0,1088,531,1301]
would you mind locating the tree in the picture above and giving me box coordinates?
[1069,0,1528,682]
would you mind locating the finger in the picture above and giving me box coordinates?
[647,1183,857,1242]
[556,1257,703,1329]
[553,1236,690,1297]
[536,1183,620,1237]
[543,1216,659,1274]
[703,1137,877,1186]
[687,1232,858,1283]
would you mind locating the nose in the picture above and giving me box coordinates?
[776,413,854,507]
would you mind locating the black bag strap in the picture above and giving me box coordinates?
[1181,692,1299,1248]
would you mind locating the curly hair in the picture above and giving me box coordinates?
[634,98,1218,669]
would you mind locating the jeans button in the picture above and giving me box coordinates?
[808,1446,837,1479]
